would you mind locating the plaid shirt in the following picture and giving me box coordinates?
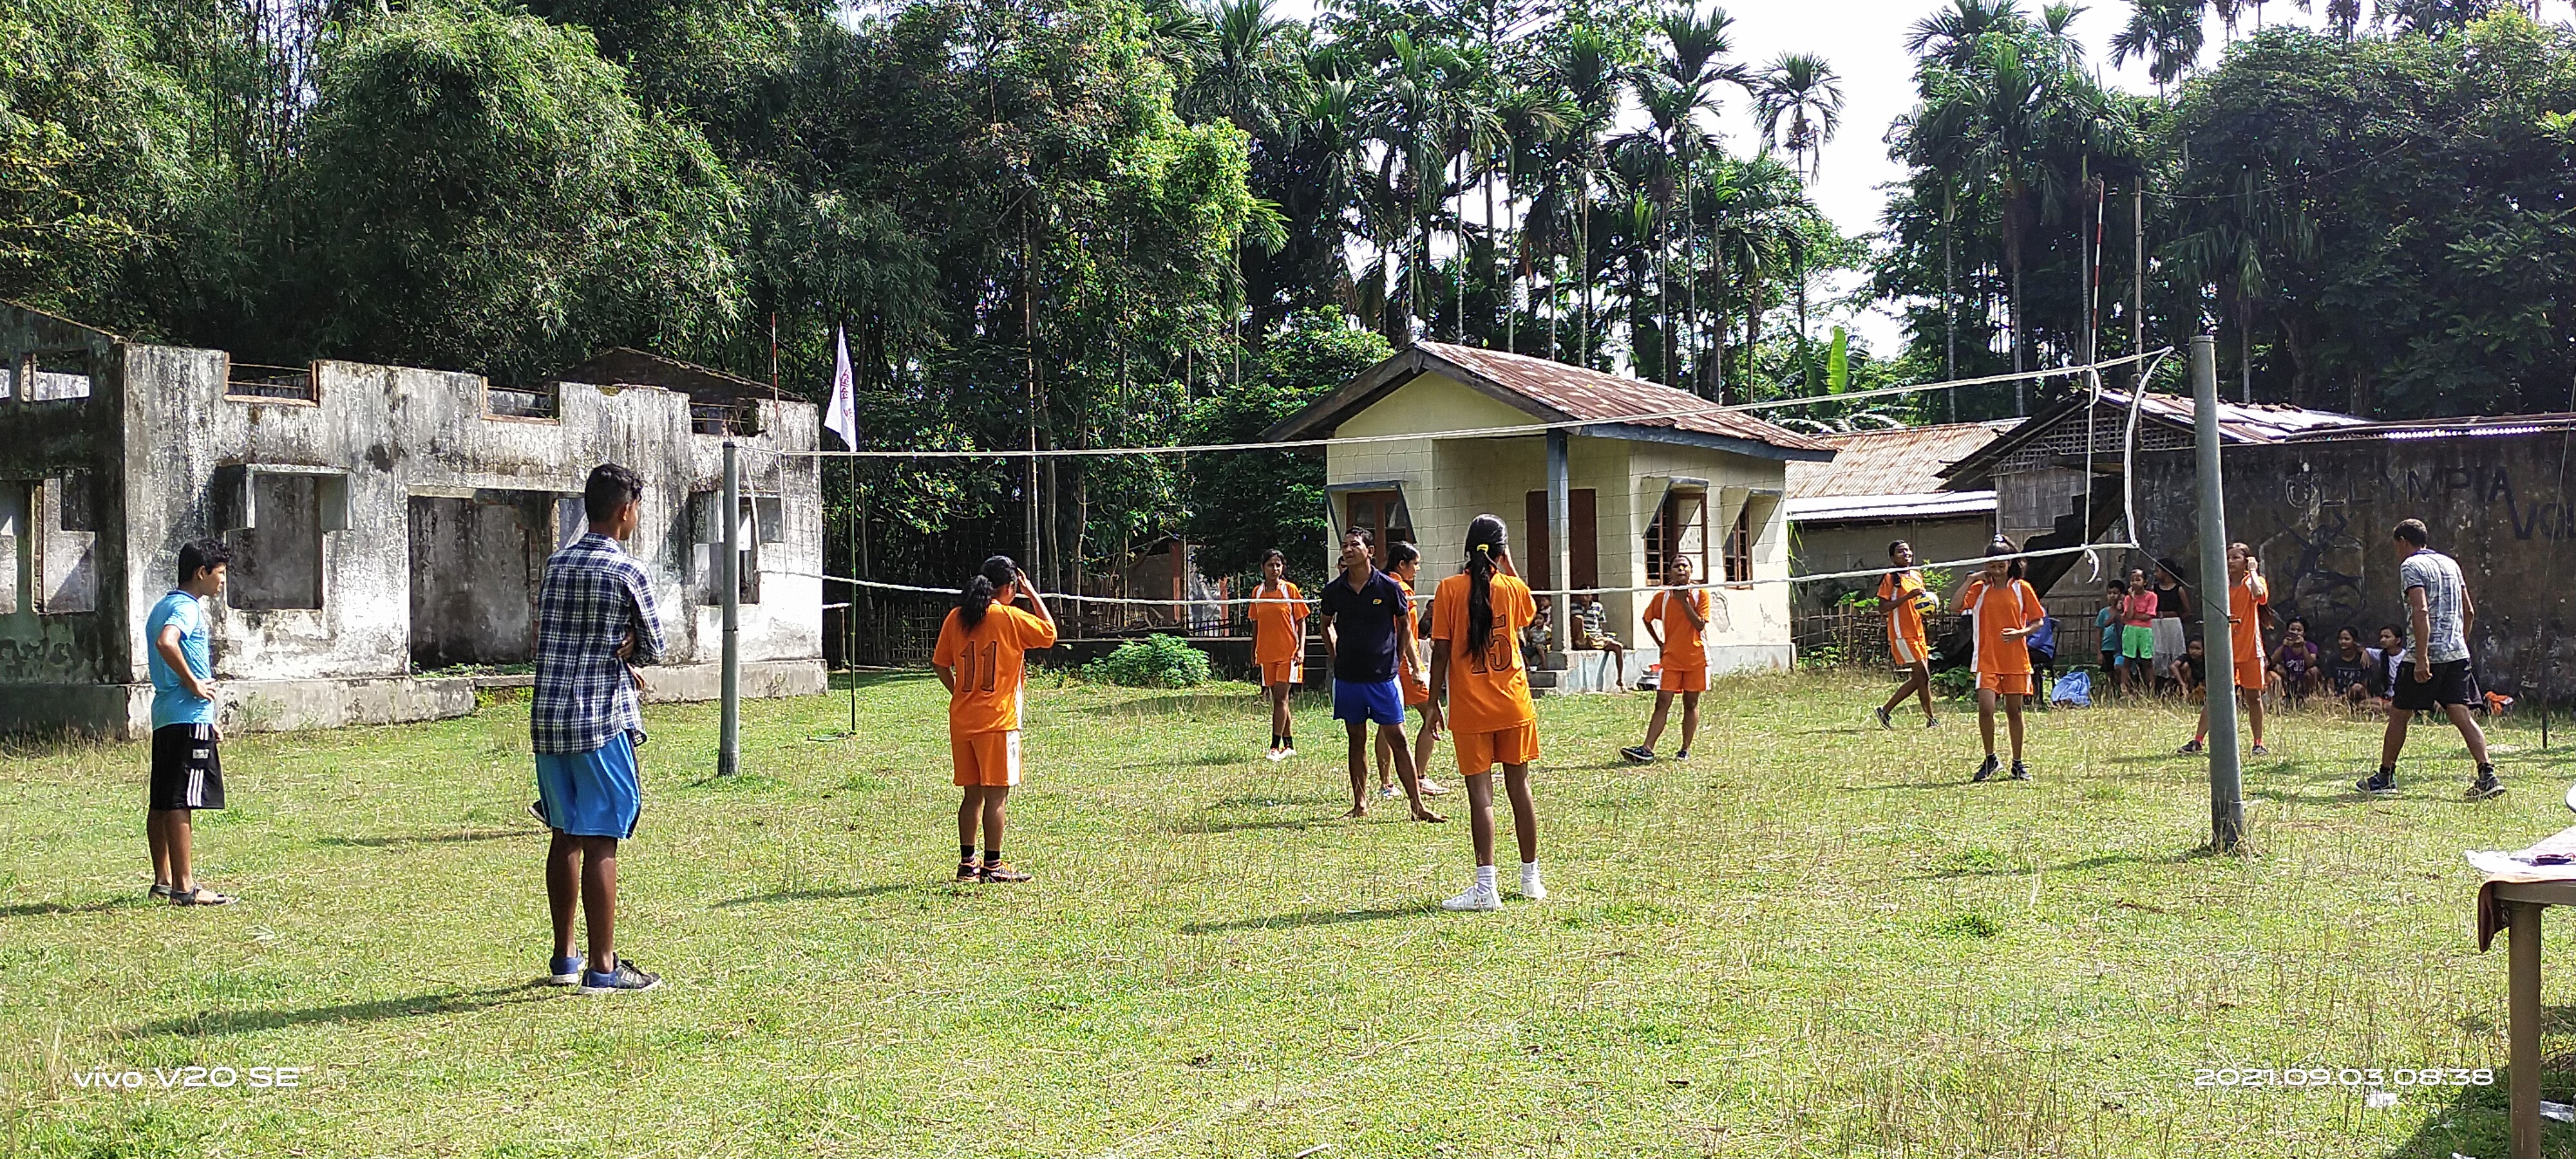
[533,532,665,754]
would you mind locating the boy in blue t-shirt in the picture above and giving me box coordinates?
[147,538,235,907]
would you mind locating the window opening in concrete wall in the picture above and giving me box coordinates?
[1644,485,1709,583]
[409,491,553,669]
[227,473,328,610]
[1341,489,1413,569]
[27,351,92,400]
[224,359,316,402]
[692,491,762,605]
[0,482,23,615]
[37,473,96,614]
[486,382,560,419]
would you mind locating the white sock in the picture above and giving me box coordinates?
[1475,865,1497,890]
[1520,861,1541,878]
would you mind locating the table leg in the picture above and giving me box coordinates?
[2513,899,2542,1159]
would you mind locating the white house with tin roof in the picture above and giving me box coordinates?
[1262,341,1835,691]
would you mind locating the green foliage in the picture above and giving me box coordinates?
[288,3,746,383]
[1079,633,1215,687]
[1182,308,1390,583]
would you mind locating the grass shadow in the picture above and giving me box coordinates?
[0,897,143,918]
[128,984,556,1038]
[316,829,534,849]
[829,669,934,693]
[1179,816,1341,835]
[1182,904,1434,935]
[1081,693,1246,717]
[1913,846,2219,881]
[712,883,914,909]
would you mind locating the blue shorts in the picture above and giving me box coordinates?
[1332,677,1406,727]
[536,731,641,839]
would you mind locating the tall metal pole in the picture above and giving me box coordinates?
[718,440,742,777]
[2192,336,2241,849]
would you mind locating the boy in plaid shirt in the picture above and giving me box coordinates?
[533,464,666,994]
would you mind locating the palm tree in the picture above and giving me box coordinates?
[1906,0,2030,67]
[2109,0,2205,95]
[1645,5,1744,393]
[1754,53,1844,183]
[1907,35,2050,410]
[1548,23,1621,367]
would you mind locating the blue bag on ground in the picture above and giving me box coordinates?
[2050,670,2091,707]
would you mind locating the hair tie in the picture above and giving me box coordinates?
[1473,543,1491,552]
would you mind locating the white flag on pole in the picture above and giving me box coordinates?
[824,326,860,449]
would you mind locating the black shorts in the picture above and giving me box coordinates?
[2392,659,2476,711]
[149,724,225,811]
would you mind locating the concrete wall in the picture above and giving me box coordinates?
[0,308,127,686]
[2134,433,2576,699]
[1323,370,1797,681]
[0,303,826,735]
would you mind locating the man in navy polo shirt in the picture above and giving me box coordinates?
[1319,529,1443,823]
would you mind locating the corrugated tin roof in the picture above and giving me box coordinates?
[1785,491,1998,524]
[1784,420,2015,500]
[2107,389,2376,442]
[2269,412,2576,444]
[1409,342,1834,453]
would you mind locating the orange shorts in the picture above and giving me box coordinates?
[1660,666,1709,693]
[1890,632,1929,667]
[1261,658,1303,688]
[951,730,1021,787]
[1454,721,1540,775]
[1977,671,2034,697]
[2235,663,2266,692]
[1401,676,1429,707]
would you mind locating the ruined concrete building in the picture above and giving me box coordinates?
[0,301,824,737]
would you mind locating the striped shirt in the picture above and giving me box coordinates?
[533,533,665,754]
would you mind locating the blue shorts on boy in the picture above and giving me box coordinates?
[1332,677,1406,726]
[536,730,642,839]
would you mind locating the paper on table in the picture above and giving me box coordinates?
[2465,823,2576,879]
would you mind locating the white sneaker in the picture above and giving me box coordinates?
[1278,746,1296,760]
[1264,748,1287,763]
[1419,779,1450,796]
[1378,785,1401,800]
[1441,882,1503,911]
[1519,867,1546,901]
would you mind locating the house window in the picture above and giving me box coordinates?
[36,473,97,614]
[0,482,24,615]
[227,473,336,610]
[1341,489,1412,568]
[26,352,92,400]
[1643,486,1709,583]
[1723,505,1754,583]
[694,492,762,605]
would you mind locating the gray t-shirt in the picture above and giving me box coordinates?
[2398,549,2470,664]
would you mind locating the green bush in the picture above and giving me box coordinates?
[1079,635,1213,688]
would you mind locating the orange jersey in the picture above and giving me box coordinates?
[2228,574,2269,668]
[931,603,1057,735]
[1645,587,1714,670]
[1248,581,1307,665]
[1879,570,1932,653]
[1396,577,1428,695]
[1430,572,1537,733]
[1960,577,2041,676]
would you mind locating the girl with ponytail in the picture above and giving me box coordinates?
[931,554,1057,883]
[1426,514,1546,911]
[1959,536,2043,782]
[1248,548,1309,760]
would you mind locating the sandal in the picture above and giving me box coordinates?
[148,882,173,900]
[955,859,981,881]
[979,862,1032,883]
[171,887,236,907]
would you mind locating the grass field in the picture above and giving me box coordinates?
[4,670,2575,1157]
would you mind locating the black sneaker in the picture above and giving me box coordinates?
[546,953,583,986]
[528,799,549,827]
[2354,770,2396,796]
[955,858,981,881]
[2009,760,2031,781]
[1874,706,1893,730]
[2467,769,2506,801]
[1619,746,1654,764]
[1972,755,2000,782]
[2177,739,2204,755]
[1673,748,1690,760]
[580,957,662,994]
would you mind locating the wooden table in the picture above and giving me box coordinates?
[2489,879,2576,1159]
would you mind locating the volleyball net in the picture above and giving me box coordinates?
[768,348,2177,624]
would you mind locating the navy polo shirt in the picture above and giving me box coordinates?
[1318,569,1408,683]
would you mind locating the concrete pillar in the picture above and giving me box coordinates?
[1548,428,1571,654]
